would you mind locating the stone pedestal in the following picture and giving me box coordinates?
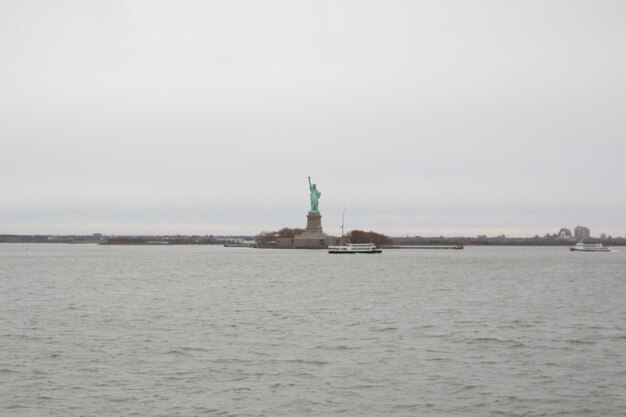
[291,211,338,249]
[304,212,323,234]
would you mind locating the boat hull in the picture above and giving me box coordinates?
[328,249,382,254]
[328,243,382,254]
[570,243,611,252]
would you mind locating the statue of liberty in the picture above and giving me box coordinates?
[308,176,321,212]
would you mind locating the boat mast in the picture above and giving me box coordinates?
[341,206,346,245]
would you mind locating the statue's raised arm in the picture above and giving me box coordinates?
[308,176,312,189]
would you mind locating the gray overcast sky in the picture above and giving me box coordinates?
[1,0,625,237]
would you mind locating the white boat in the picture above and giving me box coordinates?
[327,207,382,254]
[328,242,382,254]
[569,243,611,252]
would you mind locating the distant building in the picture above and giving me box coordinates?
[557,228,573,239]
[574,225,590,241]
[600,233,607,240]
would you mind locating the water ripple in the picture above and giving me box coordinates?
[1,244,625,416]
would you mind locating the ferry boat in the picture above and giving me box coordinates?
[328,242,382,254]
[328,207,383,254]
[569,243,611,252]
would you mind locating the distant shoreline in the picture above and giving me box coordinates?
[1,234,624,246]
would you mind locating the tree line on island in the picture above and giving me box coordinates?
[255,228,393,246]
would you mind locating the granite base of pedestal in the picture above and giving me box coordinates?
[275,211,338,249]
[292,233,338,249]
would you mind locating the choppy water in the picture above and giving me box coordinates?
[1,244,625,416]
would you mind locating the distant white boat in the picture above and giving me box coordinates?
[328,243,382,254]
[569,243,611,252]
[328,207,382,254]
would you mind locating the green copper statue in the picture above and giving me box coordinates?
[308,176,321,212]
